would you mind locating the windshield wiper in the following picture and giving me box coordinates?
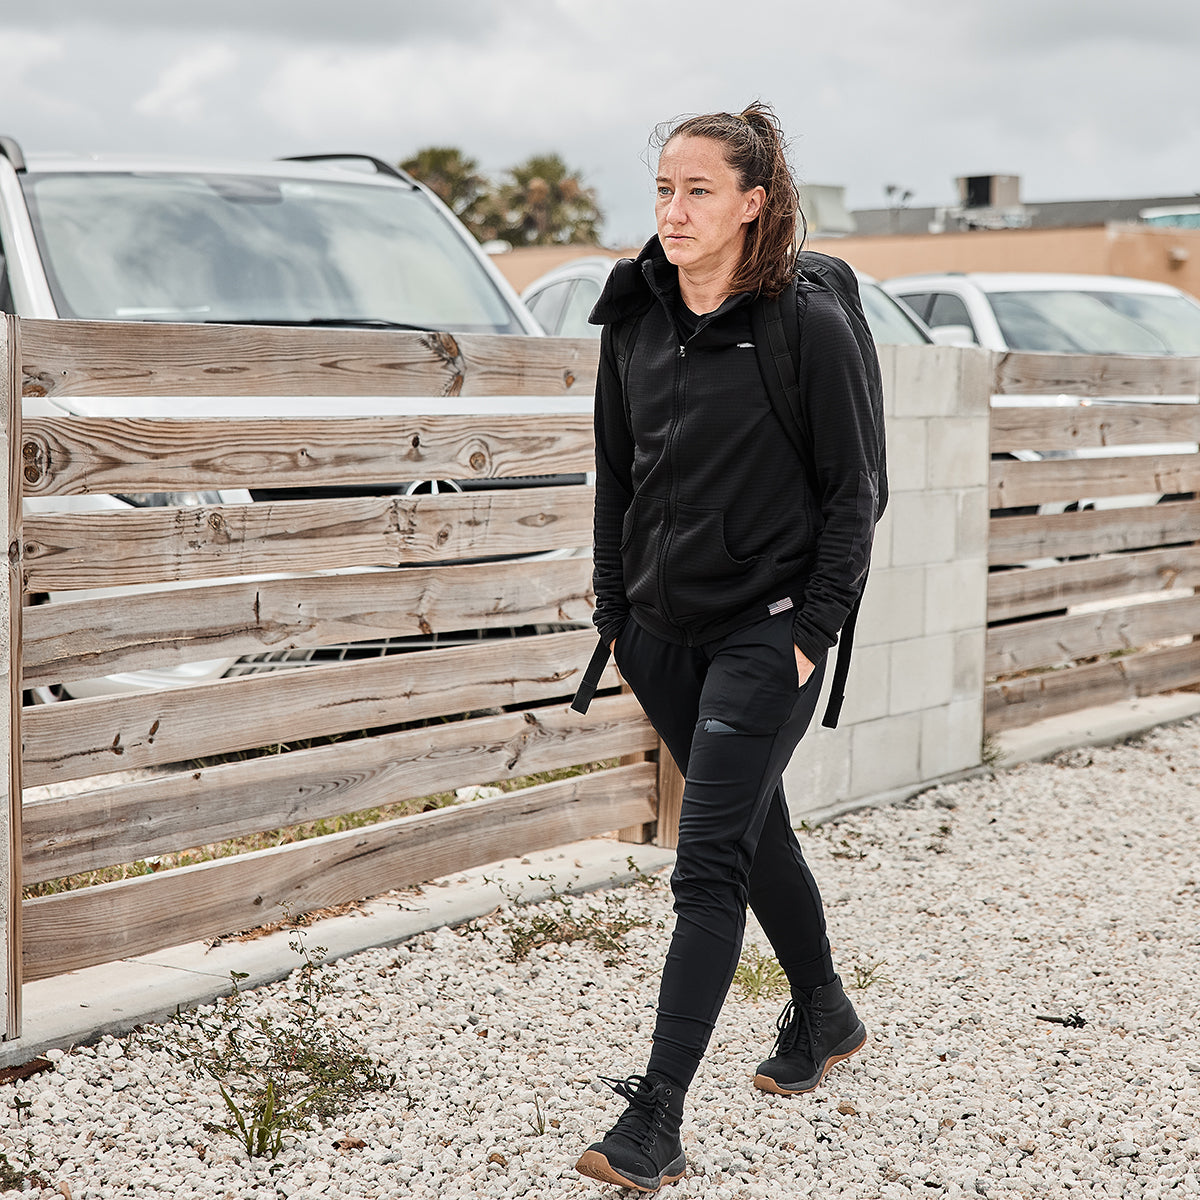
[199,317,433,331]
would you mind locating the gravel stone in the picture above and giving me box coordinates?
[3,719,1200,1197]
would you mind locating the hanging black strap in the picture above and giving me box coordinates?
[570,635,612,715]
[821,582,865,729]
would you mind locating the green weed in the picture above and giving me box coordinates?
[136,928,394,1159]
[733,945,790,1002]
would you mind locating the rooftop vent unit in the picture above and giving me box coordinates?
[930,174,1029,232]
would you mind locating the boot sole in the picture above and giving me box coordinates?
[753,1027,867,1096]
[575,1149,686,1191]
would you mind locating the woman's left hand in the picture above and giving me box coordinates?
[794,645,816,688]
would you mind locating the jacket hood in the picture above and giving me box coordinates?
[589,236,671,326]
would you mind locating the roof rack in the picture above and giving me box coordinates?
[0,136,26,172]
[279,153,416,186]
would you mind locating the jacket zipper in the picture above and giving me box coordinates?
[657,330,692,638]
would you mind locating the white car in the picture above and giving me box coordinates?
[523,255,935,345]
[0,139,583,699]
[880,271,1200,355]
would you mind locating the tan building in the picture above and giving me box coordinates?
[810,223,1200,299]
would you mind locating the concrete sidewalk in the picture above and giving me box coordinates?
[5,689,1199,1070]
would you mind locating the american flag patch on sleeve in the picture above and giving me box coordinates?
[767,597,794,616]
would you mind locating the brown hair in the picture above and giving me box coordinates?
[653,101,804,298]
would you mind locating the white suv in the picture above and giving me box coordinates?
[0,138,575,698]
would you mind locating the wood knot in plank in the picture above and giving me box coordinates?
[422,332,465,397]
[22,436,48,487]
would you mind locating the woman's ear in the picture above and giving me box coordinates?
[742,186,766,224]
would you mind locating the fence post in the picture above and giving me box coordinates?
[0,315,23,1039]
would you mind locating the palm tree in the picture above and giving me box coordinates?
[399,146,490,236]
[481,154,602,246]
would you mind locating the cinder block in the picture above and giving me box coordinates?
[889,633,956,715]
[849,712,922,797]
[890,492,957,566]
[927,419,990,490]
[956,488,990,559]
[856,566,926,647]
[924,558,988,634]
[885,418,929,493]
[889,346,963,418]
[953,628,986,700]
[837,641,892,725]
[919,699,983,780]
[956,347,998,417]
[784,724,853,817]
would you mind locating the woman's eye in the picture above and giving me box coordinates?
[691,188,708,196]
[657,187,672,197]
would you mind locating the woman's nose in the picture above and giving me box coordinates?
[664,194,687,224]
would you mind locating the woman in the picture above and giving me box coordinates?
[573,103,883,1192]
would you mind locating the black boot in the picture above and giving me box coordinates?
[754,975,866,1095]
[576,1072,687,1192]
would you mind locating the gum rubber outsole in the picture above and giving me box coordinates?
[752,1031,868,1096]
[575,1149,686,1191]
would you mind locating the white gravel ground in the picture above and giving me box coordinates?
[5,718,1200,1199]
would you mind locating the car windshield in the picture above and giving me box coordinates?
[20,170,525,333]
[859,281,929,345]
[988,289,1200,355]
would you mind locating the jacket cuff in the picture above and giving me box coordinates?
[791,614,835,666]
[596,612,630,650]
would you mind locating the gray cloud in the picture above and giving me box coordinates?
[2,0,1197,246]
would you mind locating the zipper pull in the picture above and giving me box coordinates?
[678,344,686,359]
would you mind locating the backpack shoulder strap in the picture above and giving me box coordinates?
[750,278,807,462]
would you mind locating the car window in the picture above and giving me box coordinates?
[20,171,526,333]
[927,292,976,334]
[0,238,11,314]
[858,281,929,345]
[894,291,933,322]
[557,277,602,339]
[989,290,1200,354]
[524,280,573,335]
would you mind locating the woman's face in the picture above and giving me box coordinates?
[655,135,764,280]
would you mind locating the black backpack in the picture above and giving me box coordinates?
[750,250,888,727]
[591,252,887,727]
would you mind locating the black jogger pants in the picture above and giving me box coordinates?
[613,610,835,1089]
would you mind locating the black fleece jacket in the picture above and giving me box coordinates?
[590,237,880,665]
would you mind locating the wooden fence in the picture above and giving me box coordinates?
[0,316,675,1040]
[985,352,1200,733]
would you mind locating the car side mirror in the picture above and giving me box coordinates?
[930,324,978,347]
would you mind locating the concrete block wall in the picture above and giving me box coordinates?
[783,345,994,819]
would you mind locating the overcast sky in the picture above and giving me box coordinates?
[4,0,1199,245]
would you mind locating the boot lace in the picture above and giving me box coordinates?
[772,997,817,1058]
[599,1073,671,1154]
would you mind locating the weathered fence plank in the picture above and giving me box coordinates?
[23,628,602,786]
[988,499,1200,564]
[1,317,23,1038]
[989,453,1200,509]
[21,321,601,400]
[987,545,1200,622]
[22,415,595,496]
[24,692,647,883]
[985,642,1200,731]
[22,557,595,688]
[22,761,658,980]
[994,353,1200,398]
[986,594,1200,676]
[990,403,1200,452]
[22,485,593,591]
